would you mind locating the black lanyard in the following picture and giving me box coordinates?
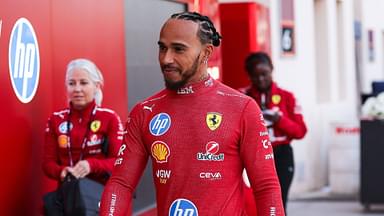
[66,106,97,167]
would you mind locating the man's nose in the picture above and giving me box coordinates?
[161,51,174,64]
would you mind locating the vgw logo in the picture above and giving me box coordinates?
[9,18,40,103]
[169,198,198,216]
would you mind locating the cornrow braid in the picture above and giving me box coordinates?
[171,11,222,47]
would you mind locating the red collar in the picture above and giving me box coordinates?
[167,75,217,96]
[69,100,96,119]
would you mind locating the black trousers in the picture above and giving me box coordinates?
[273,144,294,215]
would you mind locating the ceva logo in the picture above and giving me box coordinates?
[9,18,40,103]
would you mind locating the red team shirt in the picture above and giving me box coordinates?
[101,77,284,216]
[239,82,307,146]
[43,101,124,184]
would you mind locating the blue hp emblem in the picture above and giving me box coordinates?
[169,198,198,216]
[9,18,40,103]
[149,113,171,136]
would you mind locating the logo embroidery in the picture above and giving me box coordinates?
[151,141,170,163]
[58,135,68,148]
[58,121,72,133]
[272,94,281,104]
[206,112,222,131]
[156,169,171,184]
[197,141,224,161]
[90,120,101,132]
[169,199,198,216]
[149,113,171,136]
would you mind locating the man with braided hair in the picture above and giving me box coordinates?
[100,11,284,216]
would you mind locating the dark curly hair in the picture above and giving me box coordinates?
[171,11,222,47]
[245,52,274,74]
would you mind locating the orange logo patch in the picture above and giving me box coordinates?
[58,135,68,148]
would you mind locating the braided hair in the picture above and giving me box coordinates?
[171,11,222,47]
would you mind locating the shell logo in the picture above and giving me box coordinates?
[58,135,68,148]
[151,141,170,163]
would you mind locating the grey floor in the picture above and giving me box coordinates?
[287,200,384,216]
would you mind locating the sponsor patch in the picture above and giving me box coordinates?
[87,134,102,146]
[90,120,101,132]
[58,135,68,148]
[206,112,222,131]
[197,141,224,161]
[117,144,126,156]
[199,172,222,180]
[149,113,171,136]
[156,169,171,184]
[151,141,170,163]
[115,144,127,166]
[262,139,271,149]
[272,94,281,104]
[58,121,72,133]
[265,153,274,160]
[177,86,194,94]
[169,199,198,216]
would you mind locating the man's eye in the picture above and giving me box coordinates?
[174,47,185,53]
[159,46,167,52]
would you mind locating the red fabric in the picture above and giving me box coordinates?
[240,82,307,146]
[42,100,124,184]
[244,183,257,216]
[100,77,284,216]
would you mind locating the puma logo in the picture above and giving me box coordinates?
[143,105,155,112]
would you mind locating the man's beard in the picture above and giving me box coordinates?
[163,54,200,91]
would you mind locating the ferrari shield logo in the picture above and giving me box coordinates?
[206,112,222,131]
[272,94,281,105]
[90,120,101,132]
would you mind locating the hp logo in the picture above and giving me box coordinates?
[169,199,198,216]
[149,113,171,136]
[9,18,40,103]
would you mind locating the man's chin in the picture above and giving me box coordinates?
[164,79,186,91]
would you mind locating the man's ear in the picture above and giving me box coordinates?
[202,44,214,63]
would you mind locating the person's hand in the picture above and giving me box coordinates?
[60,167,71,181]
[262,109,281,124]
[68,160,91,179]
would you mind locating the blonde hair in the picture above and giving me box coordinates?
[66,58,104,106]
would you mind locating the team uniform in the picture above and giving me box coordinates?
[43,100,124,184]
[101,77,284,216]
[240,82,307,211]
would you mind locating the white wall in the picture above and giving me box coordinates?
[219,0,361,197]
[270,0,359,197]
[360,0,384,93]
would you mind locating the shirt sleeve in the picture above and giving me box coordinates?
[240,99,285,216]
[87,111,124,174]
[42,116,65,181]
[100,105,149,216]
[275,93,307,139]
